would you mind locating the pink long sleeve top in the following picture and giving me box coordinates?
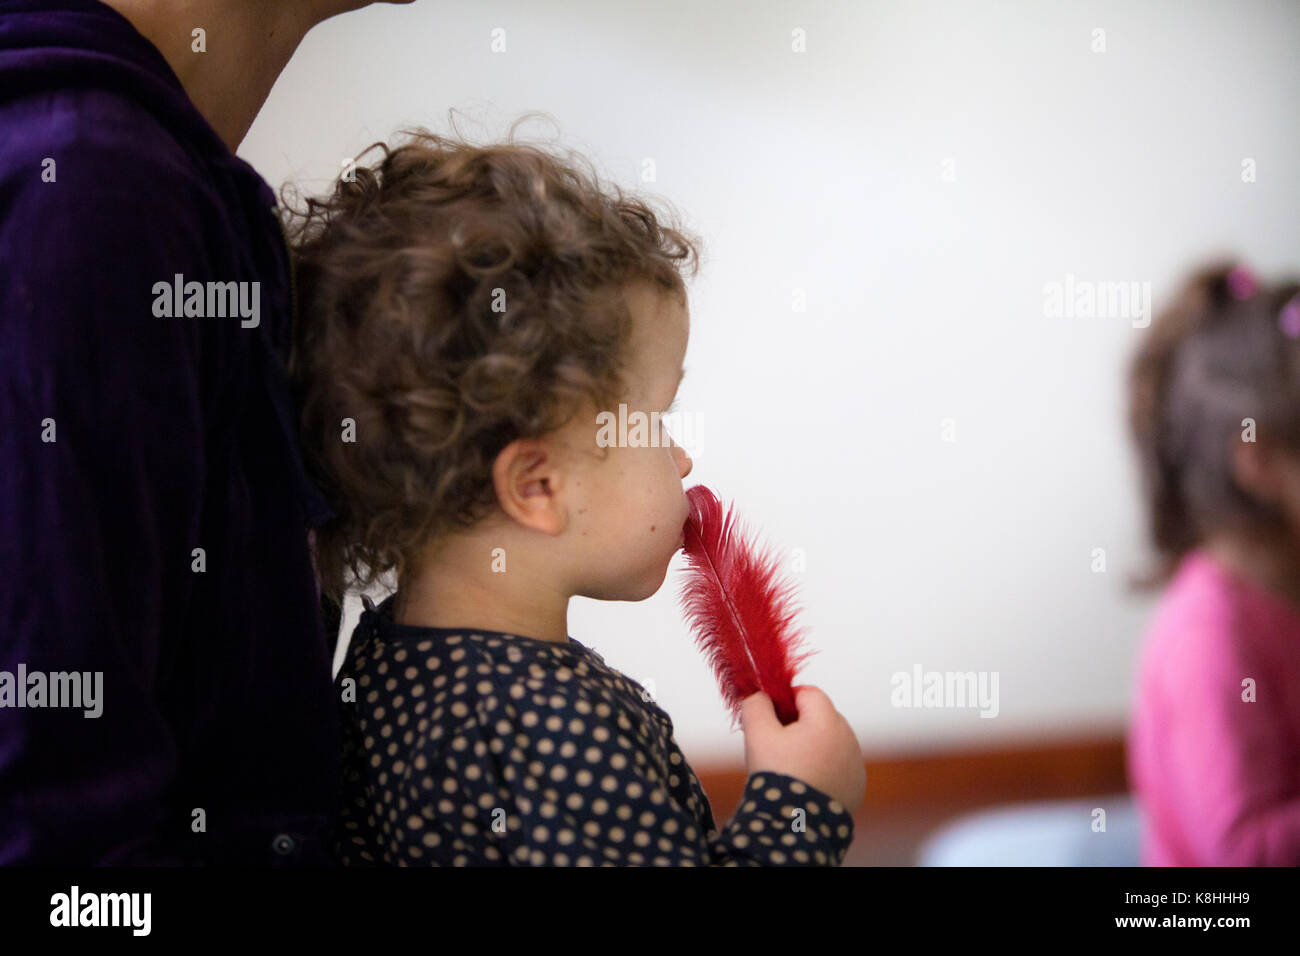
[1127,549,1300,866]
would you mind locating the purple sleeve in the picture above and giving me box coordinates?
[0,104,213,863]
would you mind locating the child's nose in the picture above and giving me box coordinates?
[676,444,693,479]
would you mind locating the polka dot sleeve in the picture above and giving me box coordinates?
[388,667,854,867]
[709,771,856,866]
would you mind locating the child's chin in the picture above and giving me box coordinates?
[610,563,673,602]
[625,572,668,602]
[581,551,677,602]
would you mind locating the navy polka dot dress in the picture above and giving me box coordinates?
[333,595,855,866]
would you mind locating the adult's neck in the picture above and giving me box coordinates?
[100,0,328,151]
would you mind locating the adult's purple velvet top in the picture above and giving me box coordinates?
[0,0,340,864]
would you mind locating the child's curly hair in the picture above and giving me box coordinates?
[1129,261,1300,586]
[284,125,701,602]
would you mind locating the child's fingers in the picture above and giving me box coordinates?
[738,691,780,734]
[792,685,838,724]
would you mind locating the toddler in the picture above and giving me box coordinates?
[286,129,865,865]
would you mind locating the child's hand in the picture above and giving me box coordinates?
[739,686,866,814]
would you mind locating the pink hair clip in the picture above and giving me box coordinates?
[1280,293,1300,339]
[1226,264,1258,300]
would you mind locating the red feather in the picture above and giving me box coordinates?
[677,484,814,727]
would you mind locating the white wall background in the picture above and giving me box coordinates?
[240,0,1300,762]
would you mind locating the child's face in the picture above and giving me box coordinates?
[1227,437,1300,548]
[1249,445,1300,543]
[562,281,693,601]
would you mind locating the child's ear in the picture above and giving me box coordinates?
[492,438,568,536]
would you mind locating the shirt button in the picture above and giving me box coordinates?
[272,833,297,855]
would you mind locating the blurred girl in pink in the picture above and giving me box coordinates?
[1127,261,1300,866]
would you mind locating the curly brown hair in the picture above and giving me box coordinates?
[283,124,702,602]
[1128,260,1300,586]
